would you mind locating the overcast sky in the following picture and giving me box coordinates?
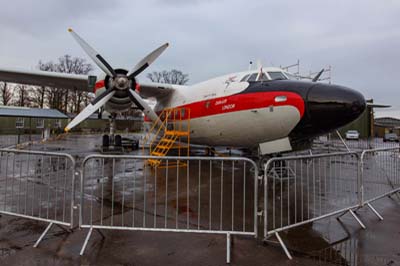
[0,0,399,110]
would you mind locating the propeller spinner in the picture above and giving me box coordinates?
[65,28,168,132]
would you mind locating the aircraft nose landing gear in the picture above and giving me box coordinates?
[102,134,110,147]
[101,115,123,153]
[101,114,139,154]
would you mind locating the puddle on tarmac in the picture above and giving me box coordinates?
[308,237,359,265]
[0,246,20,258]
[280,221,360,266]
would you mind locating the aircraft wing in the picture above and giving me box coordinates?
[138,82,184,100]
[0,67,96,92]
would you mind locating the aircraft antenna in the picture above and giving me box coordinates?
[248,61,253,71]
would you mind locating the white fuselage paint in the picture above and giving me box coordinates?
[188,106,301,147]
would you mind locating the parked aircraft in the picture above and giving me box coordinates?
[0,29,366,156]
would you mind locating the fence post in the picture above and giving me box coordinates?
[358,151,365,207]
[358,153,364,207]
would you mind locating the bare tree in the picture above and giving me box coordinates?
[0,82,12,105]
[36,55,93,112]
[81,92,94,112]
[11,84,33,107]
[147,71,163,83]
[31,86,46,108]
[147,69,189,85]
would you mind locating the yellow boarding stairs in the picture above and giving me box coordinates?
[142,107,190,168]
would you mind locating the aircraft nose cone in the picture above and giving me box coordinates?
[307,83,366,132]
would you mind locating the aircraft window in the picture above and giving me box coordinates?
[275,96,287,102]
[247,73,258,82]
[268,72,287,80]
[240,74,250,82]
[284,72,298,80]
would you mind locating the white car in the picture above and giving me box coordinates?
[345,130,360,140]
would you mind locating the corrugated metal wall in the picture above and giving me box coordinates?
[0,117,143,134]
[338,107,372,138]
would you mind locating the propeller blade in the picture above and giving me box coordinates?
[68,28,117,77]
[127,43,169,79]
[128,89,161,125]
[312,69,324,82]
[65,90,116,132]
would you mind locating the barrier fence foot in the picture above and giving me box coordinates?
[226,233,231,264]
[275,232,293,260]
[389,191,400,201]
[348,209,366,229]
[367,203,383,221]
[34,222,54,248]
[80,227,93,256]
[96,228,105,239]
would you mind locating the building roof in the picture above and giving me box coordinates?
[0,106,68,119]
[375,117,400,128]
[375,109,400,120]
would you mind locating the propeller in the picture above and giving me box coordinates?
[65,28,168,132]
[127,43,169,79]
[312,69,324,82]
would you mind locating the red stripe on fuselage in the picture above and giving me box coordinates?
[145,91,305,121]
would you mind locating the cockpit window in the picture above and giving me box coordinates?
[268,72,287,80]
[284,72,298,80]
[240,74,250,82]
[247,73,258,82]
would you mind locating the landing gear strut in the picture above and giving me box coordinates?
[101,115,122,152]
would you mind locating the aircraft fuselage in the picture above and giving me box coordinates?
[95,69,366,150]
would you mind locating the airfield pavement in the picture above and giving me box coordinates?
[0,134,399,266]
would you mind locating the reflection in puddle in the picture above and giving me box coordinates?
[309,237,358,266]
[0,245,21,259]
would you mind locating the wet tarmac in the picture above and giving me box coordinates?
[0,134,399,265]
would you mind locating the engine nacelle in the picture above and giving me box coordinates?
[104,69,137,112]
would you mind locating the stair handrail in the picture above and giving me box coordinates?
[142,109,169,154]
[143,106,191,160]
[149,109,171,154]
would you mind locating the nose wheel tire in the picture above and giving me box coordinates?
[102,135,110,147]
[115,135,122,147]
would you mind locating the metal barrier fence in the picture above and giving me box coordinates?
[0,147,399,263]
[360,147,400,215]
[264,147,400,260]
[313,136,400,153]
[0,148,76,247]
[0,134,42,148]
[263,152,364,259]
[79,155,258,263]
